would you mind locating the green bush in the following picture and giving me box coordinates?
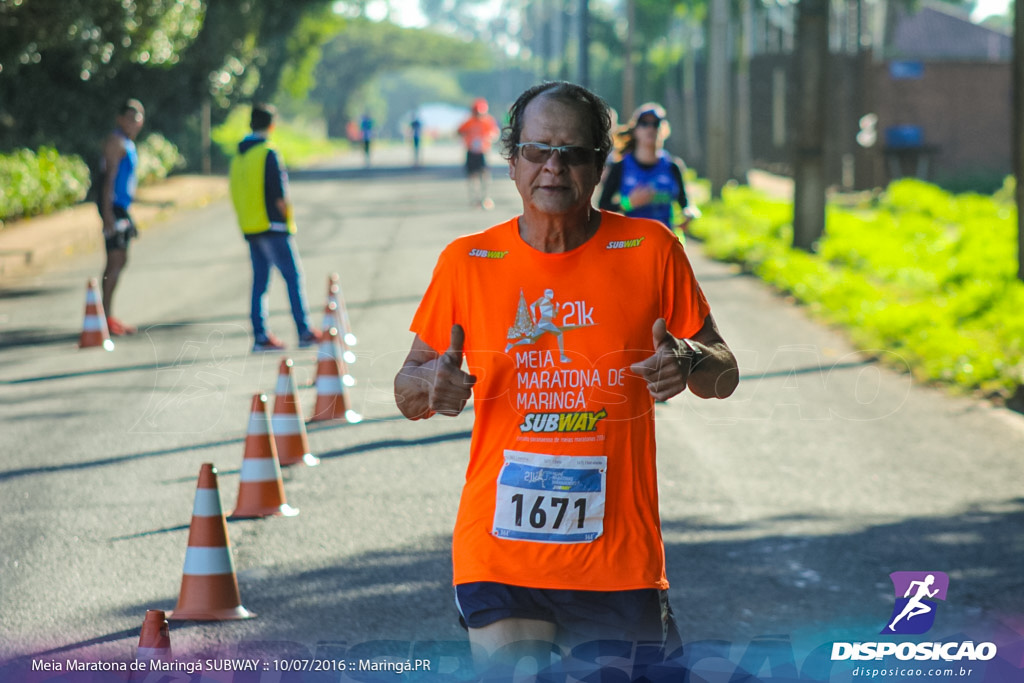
[691,178,1024,397]
[137,132,186,185]
[0,134,184,226]
[0,147,90,223]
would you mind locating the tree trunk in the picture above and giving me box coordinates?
[734,0,753,181]
[707,0,731,198]
[682,21,703,171]
[792,0,829,251]
[578,0,590,87]
[623,0,636,116]
[1015,0,1024,279]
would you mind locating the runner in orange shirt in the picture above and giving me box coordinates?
[457,97,500,209]
[395,82,739,679]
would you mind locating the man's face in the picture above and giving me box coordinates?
[509,95,601,217]
[118,110,144,140]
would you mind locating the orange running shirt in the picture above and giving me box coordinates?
[457,115,500,154]
[410,211,711,591]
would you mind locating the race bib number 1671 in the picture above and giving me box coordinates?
[492,451,607,543]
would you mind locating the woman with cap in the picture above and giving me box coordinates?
[598,102,698,233]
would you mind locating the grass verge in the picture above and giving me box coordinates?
[689,177,1023,402]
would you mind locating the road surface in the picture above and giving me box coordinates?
[1,143,1021,681]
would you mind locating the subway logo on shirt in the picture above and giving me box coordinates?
[520,409,608,433]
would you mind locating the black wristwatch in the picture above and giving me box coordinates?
[678,338,705,374]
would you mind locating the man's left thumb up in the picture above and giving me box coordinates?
[652,318,672,350]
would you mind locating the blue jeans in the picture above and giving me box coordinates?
[247,232,312,341]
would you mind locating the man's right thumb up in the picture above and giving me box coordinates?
[445,324,465,368]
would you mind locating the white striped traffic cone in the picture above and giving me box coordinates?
[327,274,357,347]
[79,277,114,350]
[308,327,361,423]
[230,394,298,518]
[135,609,172,663]
[168,463,255,621]
[321,301,356,364]
[272,359,318,467]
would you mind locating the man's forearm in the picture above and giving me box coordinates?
[686,341,739,399]
[394,363,436,420]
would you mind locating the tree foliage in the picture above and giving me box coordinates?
[0,0,334,169]
[312,18,491,137]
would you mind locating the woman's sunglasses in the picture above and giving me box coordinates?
[515,142,600,166]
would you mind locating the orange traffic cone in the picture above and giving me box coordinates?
[135,609,172,663]
[327,274,358,347]
[79,278,114,351]
[230,394,299,518]
[168,463,255,621]
[272,359,318,467]
[321,301,356,364]
[309,327,361,424]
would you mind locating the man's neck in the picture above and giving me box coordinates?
[518,209,600,254]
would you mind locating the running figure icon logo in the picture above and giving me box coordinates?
[881,571,949,635]
[505,288,595,364]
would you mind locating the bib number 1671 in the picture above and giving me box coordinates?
[492,451,606,544]
[510,494,586,531]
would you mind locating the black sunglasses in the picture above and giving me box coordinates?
[636,117,661,128]
[515,142,600,166]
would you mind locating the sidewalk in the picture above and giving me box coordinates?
[0,174,229,281]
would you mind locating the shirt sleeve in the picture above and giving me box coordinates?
[410,245,461,355]
[670,159,689,210]
[264,149,288,223]
[662,233,710,340]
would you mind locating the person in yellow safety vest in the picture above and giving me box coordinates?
[229,103,322,352]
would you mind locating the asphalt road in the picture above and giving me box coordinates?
[1,143,1022,681]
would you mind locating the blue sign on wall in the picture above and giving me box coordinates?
[890,61,925,79]
[885,125,924,149]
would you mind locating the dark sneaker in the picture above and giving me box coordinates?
[252,334,286,352]
[298,329,324,348]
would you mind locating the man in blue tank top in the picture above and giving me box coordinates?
[97,99,144,336]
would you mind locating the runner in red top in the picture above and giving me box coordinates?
[395,82,739,678]
[457,98,500,209]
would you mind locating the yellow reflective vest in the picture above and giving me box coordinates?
[229,141,296,235]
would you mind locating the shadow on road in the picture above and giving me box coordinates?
[317,429,472,461]
[0,283,72,300]
[665,497,1024,646]
[5,506,1023,678]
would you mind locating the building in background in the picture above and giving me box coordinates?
[732,0,1011,192]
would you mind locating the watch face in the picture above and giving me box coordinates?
[681,338,703,370]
